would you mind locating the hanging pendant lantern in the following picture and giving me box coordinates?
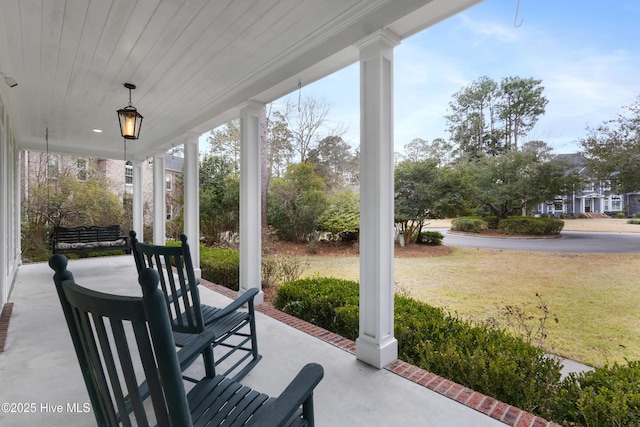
[117,83,143,140]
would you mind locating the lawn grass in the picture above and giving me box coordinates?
[297,238,640,368]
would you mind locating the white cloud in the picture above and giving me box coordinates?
[455,13,523,44]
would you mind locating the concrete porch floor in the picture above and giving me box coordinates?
[1,255,536,426]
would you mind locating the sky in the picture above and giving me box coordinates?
[275,0,640,156]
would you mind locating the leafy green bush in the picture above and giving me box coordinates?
[395,295,561,413]
[273,277,359,338]
[416,231,444,245]
[275,277,640,424]
[498,216,564,235]
[484,216,500,229]
[578,213,587,219]
[268,163,329,242]
[628,219,640,225]
[200,245,240,290]
[617,212,626,218]
[451,216,488,233]
[318,190,360,242]
[334,305,359,341]
[275,278,562,414]
[549,361,640,426]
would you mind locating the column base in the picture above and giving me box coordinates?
[356,336,398,369]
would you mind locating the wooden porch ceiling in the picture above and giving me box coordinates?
[0,0,482,161]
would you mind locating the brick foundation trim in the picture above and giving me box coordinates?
[0,302,14,353]
[199,279,559,427]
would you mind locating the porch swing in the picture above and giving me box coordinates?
[47,129,129,256]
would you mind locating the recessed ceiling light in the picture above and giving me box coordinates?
[92,129,103,133]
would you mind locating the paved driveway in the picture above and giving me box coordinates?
[435,229,640,253]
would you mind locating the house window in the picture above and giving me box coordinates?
[583,181,594,192]
[553,198,564,211]
[166,173,172,191]
[77,158,88,181]
[125,161,133,185]
[611,196,622,211]
[166,204,172,220]
[46,154,59,178]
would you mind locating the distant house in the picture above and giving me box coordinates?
[536,153,640,217]
[21,150,184,229]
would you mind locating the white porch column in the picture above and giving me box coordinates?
[0,122,7,305]
[13,139,20,267]
[132,160,144,241]
[356,30,399,369]
[152,153,166,245]
[184,133,201,278]
[239,101,264,304]
[1,123,20,305]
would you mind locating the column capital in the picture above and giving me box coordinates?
[238,100,265,115]
[355,29,400,52]
[182,132,201,145]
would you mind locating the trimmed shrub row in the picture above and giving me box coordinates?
[164,241,240,290]
[451,216,488,233]
[550,361,640,426]
[416,230,444,245]
[499,217,564,235]
[200,245,240,290]
[274,279,561,413]
[274,277,640,426]
[452,216,564,235]
[273,277,359,337]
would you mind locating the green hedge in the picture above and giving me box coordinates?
[200,245,240,290]
[451,216,488,233]
[166,241,240,289]
[275,277,640,425]
[484,215,500,229]
[396,296,561,413]
[416,231,444,245]
[498,217,564,235]
[549,361,640,426]
[274,278,561,413]
[273,277,359,337]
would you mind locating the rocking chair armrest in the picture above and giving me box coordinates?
[247,363,324,427]
[176,328,222,369]
[205,288,259,323]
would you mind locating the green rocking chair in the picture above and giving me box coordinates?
[129,231,261,382]
[49,254,323,427]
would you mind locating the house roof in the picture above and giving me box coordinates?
[164,153,184,172]
[0,0,482,162]
[556,152,590,175]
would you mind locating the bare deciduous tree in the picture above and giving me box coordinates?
[283,96,345,163]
